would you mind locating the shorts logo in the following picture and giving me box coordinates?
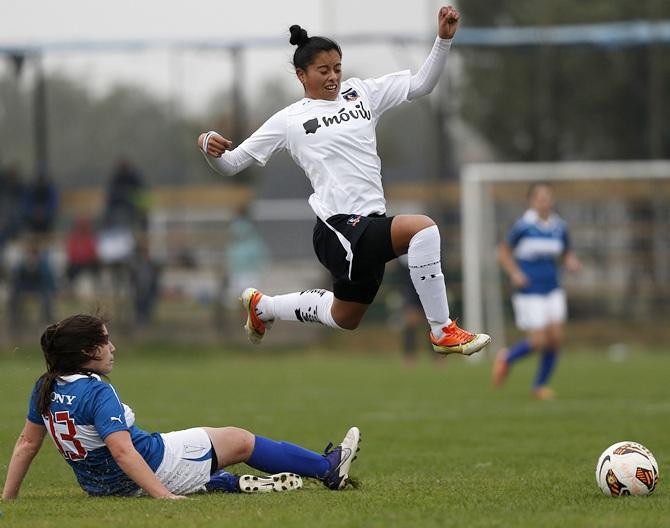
[342,88,360,101]
[347,215,361,227]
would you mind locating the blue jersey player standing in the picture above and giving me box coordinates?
[492,183,582,399]
[2,314,360,499]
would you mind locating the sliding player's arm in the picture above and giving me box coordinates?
[105,431,185,500]
[2,421,47,500]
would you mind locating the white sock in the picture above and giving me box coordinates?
[407,225,451,338]
[257,289,342,329]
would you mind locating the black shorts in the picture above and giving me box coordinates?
[313,213,397,304]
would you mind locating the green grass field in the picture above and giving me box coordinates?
[0,344,668,528]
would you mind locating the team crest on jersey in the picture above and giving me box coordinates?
[342,88,360,101]
[347,215,362,227]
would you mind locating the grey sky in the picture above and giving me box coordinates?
[1,0,451,114]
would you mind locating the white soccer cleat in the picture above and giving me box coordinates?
[322,426,361,490]
[239,472,303,493]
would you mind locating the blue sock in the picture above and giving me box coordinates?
[246,436,330,478]
[506,339,531,364]
[533,348,558,388]
[205,470,240,493]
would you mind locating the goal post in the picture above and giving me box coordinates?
[461,160,670,349]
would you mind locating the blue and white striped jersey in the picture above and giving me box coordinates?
[506,209,570,294]
[27,374,165,496]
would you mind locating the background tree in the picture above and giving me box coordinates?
[458,0,670,161]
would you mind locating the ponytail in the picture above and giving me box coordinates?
[36,372,59,417]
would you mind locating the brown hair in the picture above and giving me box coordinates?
[36,314,109,416]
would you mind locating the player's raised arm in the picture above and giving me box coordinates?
[438,5,459,39]
[407,5,460,101]
[2,421,47,500]
[105,431,186,500]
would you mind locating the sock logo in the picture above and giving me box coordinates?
[294,306,321,324]
[299,289,327,297]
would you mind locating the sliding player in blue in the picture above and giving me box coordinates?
[493,183,582,400]
[2,314,360,500]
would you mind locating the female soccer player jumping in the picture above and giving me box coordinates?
[2,314,360,499]
[199,5,490,356]
[493,183,582,399]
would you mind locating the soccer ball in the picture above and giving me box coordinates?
[595,441,659,497]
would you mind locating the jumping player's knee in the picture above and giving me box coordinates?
[414,214,436,231]
[334,314,361,330]
[392,214,438,256]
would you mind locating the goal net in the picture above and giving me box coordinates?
[460,161,670,349]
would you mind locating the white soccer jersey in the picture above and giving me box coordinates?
[238,71,412,220]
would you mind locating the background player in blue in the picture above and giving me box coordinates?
[2,314,360,499]
[198,5,490,357]
[492,183,582,399]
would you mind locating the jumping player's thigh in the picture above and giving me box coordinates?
[203,426,255,469]
[390,215,435,256]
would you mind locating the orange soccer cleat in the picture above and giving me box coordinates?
[240,288,273,344]
[430,320,491,356]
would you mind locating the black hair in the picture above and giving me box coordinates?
[289,25,342,71]
[36,314,109,416]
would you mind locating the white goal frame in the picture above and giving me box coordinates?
[460,160,670,349]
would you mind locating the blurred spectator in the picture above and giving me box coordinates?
[130,237,161,326]
[104,159,148,231]
[65,216,99,289]
[0,165,24,288]
[21,168,58,235]
[8,237,56,333]
[0,165,25,247]
[225,205,269,306]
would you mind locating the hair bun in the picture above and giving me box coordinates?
[289,25,309,46]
